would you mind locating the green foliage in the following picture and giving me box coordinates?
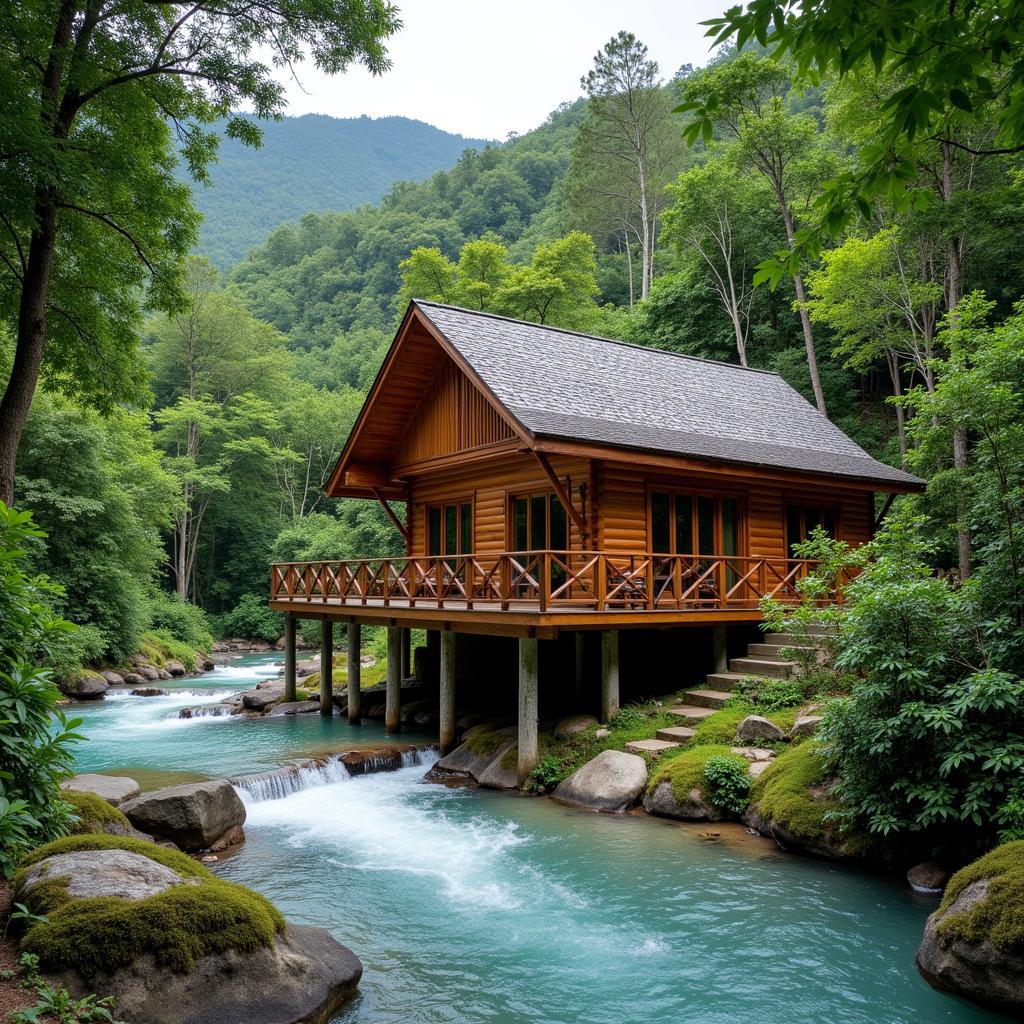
[15,835,285,975]
[648,744,741,804]
[730,678,805,712]
[936,841,1024,952]
[0,504,81,878]
[61,792,131,836]
[526,755,565,793]
[216,593,284,642]
[702,755,752,815]
[146,592,213,654]
[9,951,123,1024]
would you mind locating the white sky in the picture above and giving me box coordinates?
[276,0,730,140]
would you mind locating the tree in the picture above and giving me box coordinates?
[680,53,835,413]
[0,0,399,504]
[661,156,778,366]
[570,31,682,301]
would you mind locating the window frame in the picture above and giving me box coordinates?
[645,486,747,557]
[425,498,474,557]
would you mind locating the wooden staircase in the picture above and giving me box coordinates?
[623,629,830,756]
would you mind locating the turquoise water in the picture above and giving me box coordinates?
[69,655,1005,1024]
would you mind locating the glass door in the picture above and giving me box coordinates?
[510,492,568,596]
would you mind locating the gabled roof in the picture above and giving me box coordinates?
[413,301,923,489]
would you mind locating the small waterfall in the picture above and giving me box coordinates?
[178,703,236,720]
[233,746,438,803]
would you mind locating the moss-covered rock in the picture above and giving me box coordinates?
[690,705,798,746]
[917,841,1024,1015]
[741,744,862,860]
[643,745,747,821]
[62,791,136,837]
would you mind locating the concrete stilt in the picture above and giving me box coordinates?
[713,625,728,674]
[284,613,297,703]
[385,625,402,733]
[574,632,586,702]
[517,636,539,786]
[347,622,361,724]
[439,631,456,754]
[600,630,619,723]
[319,620,333,716]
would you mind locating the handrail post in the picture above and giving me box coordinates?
[596,554,607,612]
[539,551,550,613]
[645,555,654,610]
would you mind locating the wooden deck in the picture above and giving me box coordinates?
[269,551,840,637]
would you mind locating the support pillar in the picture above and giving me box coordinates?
[517,636,539,786]
[574,632,586,703]
[439,630,457,754]
[600,630,619,723]
[284,613,297,702]
[347,622,361,724]
[401,628,412,679]
[319,619,333,716]
[713,625,728,675]
[385,625,402,733]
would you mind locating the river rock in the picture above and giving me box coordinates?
[46,924,362,1024]
[242,687,283,711]
[137,665,160,682]
[157,669,173,680]
[121,780,246,851]
[61,773,141,807]
[790,715,824,738]
[908,862,949,893]
[736,715,786,744]
[59,672,109,700]
[477,747,518,790]
[163,660,187,676]
[202,657,215,671]
[18,849,192,903]
[553,750,648,812]
[122,671,146,686]
[553,714,598,739]
[643,779,723,821]
[131,687,168,697]
[917,878,1024,1015]
[268,700,320,716]
[100,670,126,686]
[432,727,516,783]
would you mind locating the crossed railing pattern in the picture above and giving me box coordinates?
[270,551,846,613]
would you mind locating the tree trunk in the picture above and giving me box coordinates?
[0,199,59,505]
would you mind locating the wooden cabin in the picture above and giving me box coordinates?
[270,301,923,777]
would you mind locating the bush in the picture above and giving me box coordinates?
[14,834,285,974]
[0,503,82,878]
[648,744,747,810]
[147,591,213,653]
[45,623,106,681]
[731,677,805,712]
[702,755,751,814]
[215,592,283,643]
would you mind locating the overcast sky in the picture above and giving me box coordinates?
[276,0,730,140]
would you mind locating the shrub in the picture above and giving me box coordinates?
[702,755,751,814]
[146,591,214,654]
[0,503,82,878]
[15,834,285,975]
[525,754,565,793]
[216,592,283,643]
[731,677,804,712]
[45,624,106,682]
[648,744,747,808]
[142,630,198,672]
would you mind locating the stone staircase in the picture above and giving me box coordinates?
[623,627,829,757]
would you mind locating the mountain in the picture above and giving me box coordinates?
[187,114,490,267]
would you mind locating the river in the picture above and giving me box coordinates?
[69,653,1004,1024]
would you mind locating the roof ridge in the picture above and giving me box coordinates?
[412,299,784,379]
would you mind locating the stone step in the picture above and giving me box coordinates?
[624,738,680,756]
[729,657,796,679]
[705,671,748,691]
[656,726,695,743]
[762,632,829,648]
[680,688,732,710]
[747,642,820,659]
[665,705,716,721]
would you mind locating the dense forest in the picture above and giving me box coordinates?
[188,114,489,268]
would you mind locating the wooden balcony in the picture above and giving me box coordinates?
[269,551,842,637]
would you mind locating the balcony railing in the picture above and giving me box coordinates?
[270,551,846,614]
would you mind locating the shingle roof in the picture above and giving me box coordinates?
[415,301,923,489]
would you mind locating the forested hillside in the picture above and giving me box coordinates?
[188,114,489,268]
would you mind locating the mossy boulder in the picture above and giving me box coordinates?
[59,671,108,700]
[431,725,516,783]
[741,744,862,860]
[61,790,142,837]
[643,745,745,821]
[14,835,362,1024]
[917,841,1024,1015]
[553,750,648,812]
[61,773,141,808]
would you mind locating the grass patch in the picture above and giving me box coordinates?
[936,841,1024,952]
[690,703,799,745]
[14,835,285,976]
[647,744,743,803]
[303,658,386,691]
[61,792,132,835]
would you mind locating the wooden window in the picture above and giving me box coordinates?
[426,500,473,556]
[649,491,744,556]
[785,503,838,556]
[511,492,568,551]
